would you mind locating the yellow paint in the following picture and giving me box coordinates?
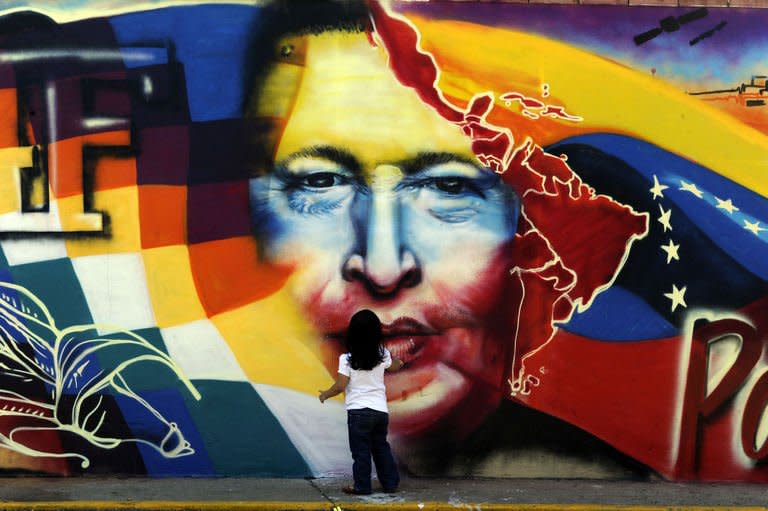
[251,61,304,119]
[142,245,207,328]
[63,186,140,255]
[0,146,32,215]
[276,32,474,169]
[28,170,46,209]
[367,164,404,190]
[212,286,331,393]
[58,202,104,233]
[410,17,768,199]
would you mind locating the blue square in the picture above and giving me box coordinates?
[115,388,214,476]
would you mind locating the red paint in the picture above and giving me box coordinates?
[368,3,768,482]
[742,370,768,460]
[370,3,648,384]
[542,105,582,121]
[500,92,545,109]
[676,318,761,478]
[515,295,768,481]
[499,92,582,121]
[368,2,463,123]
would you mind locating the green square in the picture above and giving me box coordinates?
[0,246,9,268]
[96,327,183,392]
[10,258,93,329]
[182,380,311,476]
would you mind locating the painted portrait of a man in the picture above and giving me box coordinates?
[245,0,648,475]
[0,0,763,482]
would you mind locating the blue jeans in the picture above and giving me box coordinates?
[347,408,400,493]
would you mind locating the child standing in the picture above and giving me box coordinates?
[318,309,403,495]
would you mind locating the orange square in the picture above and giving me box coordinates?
[50,131,131,198]
[24,119,35,145]
[188,236,291,316]
[94,155,137,192]
[0,89,17,149]
[139,185,186,249]
[48,137,82,198]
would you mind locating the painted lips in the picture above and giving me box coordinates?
[325,316,437,368]
[384,337,420,364]
[381,318,436,365]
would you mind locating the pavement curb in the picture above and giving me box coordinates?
[0,503,764,511]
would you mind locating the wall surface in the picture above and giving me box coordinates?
[0,0,765,481]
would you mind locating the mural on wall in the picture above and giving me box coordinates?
[0,0,764,481]
[0,282,199,469]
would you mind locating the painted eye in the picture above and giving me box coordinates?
[427,177,485,198]
[302,172,345,188]
[433,178,467,194]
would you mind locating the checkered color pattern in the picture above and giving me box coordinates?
[0,4,318,476]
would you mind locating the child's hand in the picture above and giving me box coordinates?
[318,374,347,403]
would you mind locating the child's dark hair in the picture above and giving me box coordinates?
[346,309,385,371]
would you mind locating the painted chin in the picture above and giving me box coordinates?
[385,360,471,437]
[380,332,476,437]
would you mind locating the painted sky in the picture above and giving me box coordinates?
[2,1,766,91]
[0,0,254,22]
[396,2,768,91]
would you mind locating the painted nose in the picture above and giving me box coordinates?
[342,167,421,297]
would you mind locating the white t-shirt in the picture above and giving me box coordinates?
[338,348,392,413]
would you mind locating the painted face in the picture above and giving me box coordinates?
[249,32,520,439]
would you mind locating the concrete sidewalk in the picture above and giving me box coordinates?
[0,477,766,511]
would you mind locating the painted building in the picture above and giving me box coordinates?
[0,0,765,481]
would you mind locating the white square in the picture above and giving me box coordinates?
[72,253,156,334]
[1,201,67,266]
[1,237,68,267]
[254,383,349,477]
[161,319,248,381]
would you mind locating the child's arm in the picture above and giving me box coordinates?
[318,373,350,403]
[387,357,405,372]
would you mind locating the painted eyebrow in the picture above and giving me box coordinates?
[277,147,481,176]
[279,145,363,176]
[398,152,481,175]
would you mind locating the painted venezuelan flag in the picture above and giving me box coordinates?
[404,15,768,480]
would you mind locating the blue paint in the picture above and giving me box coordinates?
[109,5,262,122]
[553,133,768,281]
[561,285,678,341]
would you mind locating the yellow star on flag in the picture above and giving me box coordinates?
[744,219,766,235]
[664,284,687,313]
[661,239,680,264]
[657,205,672,232]
[649,175,668,200]
[679,180,703,198]
[715,197,739,214]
